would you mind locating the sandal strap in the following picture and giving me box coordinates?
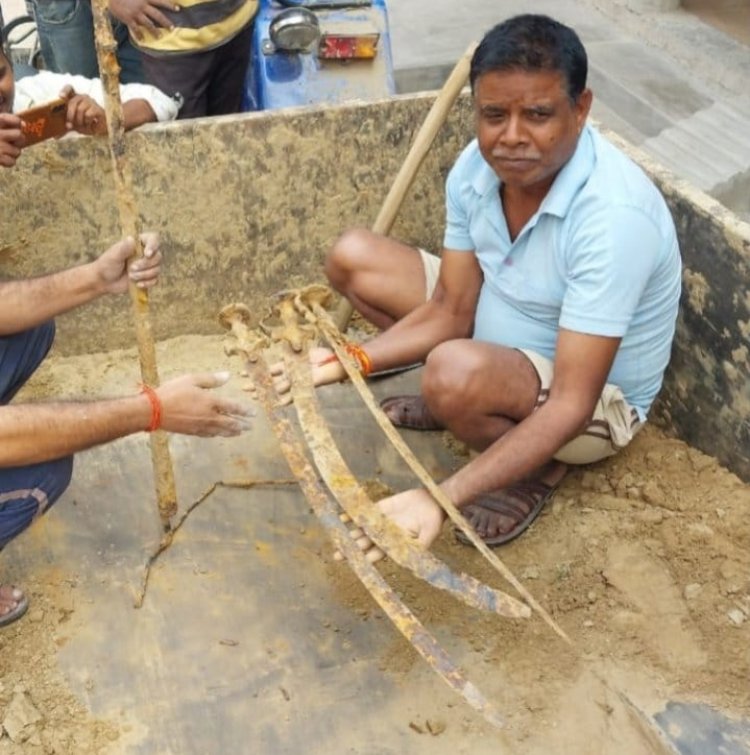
[456,479,558,548]
[476,481,553,517]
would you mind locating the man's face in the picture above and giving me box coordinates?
[0,54,15,113]
[474,68,592,195]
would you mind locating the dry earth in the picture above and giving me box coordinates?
[1,334,748,753]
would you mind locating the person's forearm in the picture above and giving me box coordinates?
[123,99,157,130]
[364,300,473,372]
[0,396,151,466]
[440,398,590,507]
[0,263,104,335]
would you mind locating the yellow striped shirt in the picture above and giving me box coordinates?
[135,0,258,55]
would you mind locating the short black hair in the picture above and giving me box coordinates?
[470,14,588,103]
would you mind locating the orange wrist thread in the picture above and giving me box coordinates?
[139,383,162,432]
[344,343,373,377]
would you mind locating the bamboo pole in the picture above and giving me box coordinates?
[333,41,478,331]
[91,0,177,531]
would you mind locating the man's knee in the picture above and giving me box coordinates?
[0,455,74,550]
[37,320,56,352]
[0,321,56,404]
[45,455,74,502]
[422,340,482,419]
[324,228,377,289]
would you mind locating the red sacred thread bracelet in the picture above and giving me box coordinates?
[139,383,162,432]
[345,343,373,377]
[317,344,373,377]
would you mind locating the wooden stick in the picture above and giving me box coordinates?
[91,0,177,531]
[333,41,478,331]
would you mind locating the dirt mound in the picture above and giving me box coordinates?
[329,425,750,749]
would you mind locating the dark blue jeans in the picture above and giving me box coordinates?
[28,0,144,84]
[0,322,73,550]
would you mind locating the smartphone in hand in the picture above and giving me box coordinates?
[17,98,68,146]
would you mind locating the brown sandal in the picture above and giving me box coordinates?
[455,480,558,547]
[379,394,444,431]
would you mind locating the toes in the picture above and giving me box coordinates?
[463,504,514,539]
[0,585,22,616]
[0,584,23,602]
[355,535,373,551]
[365,546,385,564]
[332,544,384,563]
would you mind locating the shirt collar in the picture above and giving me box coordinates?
[469,124,597,217]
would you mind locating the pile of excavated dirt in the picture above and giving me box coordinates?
[2,335,749,752]
[329,424,750,749]
[0,578,120,753]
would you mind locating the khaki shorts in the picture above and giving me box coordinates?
[521,349,644,465]
[416,251,643,464]
[419,249,441,299]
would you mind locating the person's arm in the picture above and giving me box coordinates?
[0,372,251,467]
[0,234,160,335]
[120,82,179,124]
[363,249,483,372]
[300,249,483,389]
[58,80,177,134]
[441,329,620,506]
[0,263,103,334]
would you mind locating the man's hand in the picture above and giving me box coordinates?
[60,86,107,136]
[345,488,446,563]
[109,0,177,39]
[93,233,162,295]
[0,113,26,168]
[155,371,253,437]
[271,346,346,404]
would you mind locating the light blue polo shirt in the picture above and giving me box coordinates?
[443,125,682,418]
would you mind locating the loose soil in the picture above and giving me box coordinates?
[331,424,750,750]
[1,334,749,753]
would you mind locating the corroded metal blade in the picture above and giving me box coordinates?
[306,300,570,644]
[249,358,506,731]
[288,354,530,619]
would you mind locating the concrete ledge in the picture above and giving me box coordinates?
[0,93,472,354]
[599,122,750,482]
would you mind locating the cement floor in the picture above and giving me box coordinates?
[4,341,511,754]
[3,334,749,754]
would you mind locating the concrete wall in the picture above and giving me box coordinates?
[598,126,750,483]
[0,92,472,354]
[1,94,748,482]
